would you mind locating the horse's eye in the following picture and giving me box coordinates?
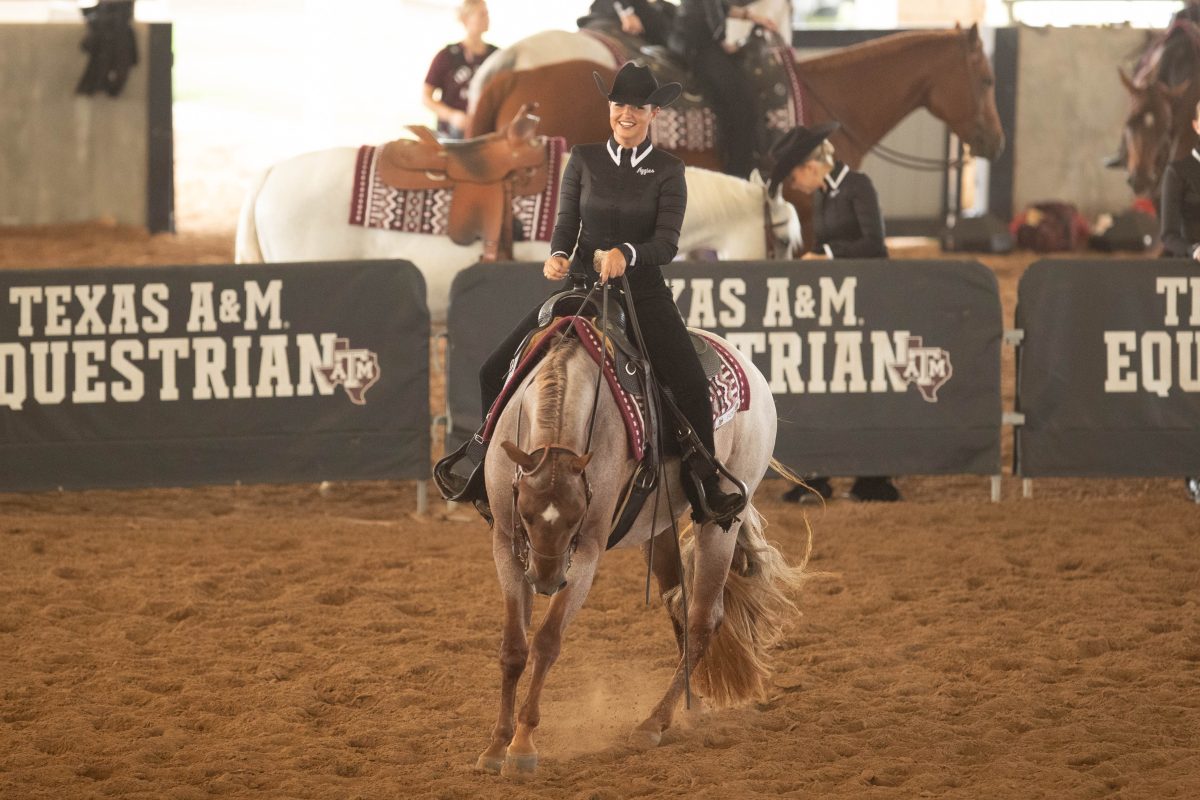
[982,76,994,88]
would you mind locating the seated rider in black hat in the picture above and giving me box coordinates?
[668,0,777,178]
[435,61,747,529]
[769,122,901,504]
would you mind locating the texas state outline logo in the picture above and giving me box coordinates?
[887,335,953,402]
[317,338,381,405]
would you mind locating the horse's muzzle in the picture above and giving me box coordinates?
[526,572,567,597]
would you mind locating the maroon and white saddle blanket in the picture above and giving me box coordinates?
[348,136,567,240]
[481,316,750,461]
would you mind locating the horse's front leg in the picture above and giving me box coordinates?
[632,522,738,748]
[644,529,685,656]
[477,534,533,773]
[504,546,600,775]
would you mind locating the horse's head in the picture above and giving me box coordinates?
[1119,69,1189,196]
[500,441,593,596]
[750,169,803,258]
[926,23,1005,160]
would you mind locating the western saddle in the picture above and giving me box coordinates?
[376,102,548,261]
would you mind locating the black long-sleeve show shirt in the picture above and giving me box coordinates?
[550,136,687,293]
[813,161,889,259]
[1160,149,1200,257]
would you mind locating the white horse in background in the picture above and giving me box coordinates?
[235,153,799,323]
[467,0,795,110]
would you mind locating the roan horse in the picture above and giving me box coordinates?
[478,319,806,775]
[1116,18,1200,198]
[468,24,1006,175]
[234,120,801,323]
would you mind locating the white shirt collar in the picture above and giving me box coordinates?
[1192,148,1200,164]
[607,136,654,168]
[823,162,849,196]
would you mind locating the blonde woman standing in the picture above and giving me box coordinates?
[422,0,497,139]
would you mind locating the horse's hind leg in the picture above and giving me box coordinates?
[644,529,685,656]
[477,536,533,773]
[631,521,739,749]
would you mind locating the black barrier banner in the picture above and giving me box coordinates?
[0,261,430,490]
[1015,259,1200,477]
[446,260,1002,476]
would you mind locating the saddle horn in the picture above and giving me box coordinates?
[506,102,541,143]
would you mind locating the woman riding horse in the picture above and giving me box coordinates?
[435,61,747,529]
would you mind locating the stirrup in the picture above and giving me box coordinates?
[658,390,748,529]
[677,431,748,529]
[433,432,487,502]
[686,468,748,530]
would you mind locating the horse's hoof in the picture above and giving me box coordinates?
[474,753,504,774]
[502,751,538,776]
[628,725,662,750]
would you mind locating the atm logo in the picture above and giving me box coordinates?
[887,336,953,402]
[317,338,380,404]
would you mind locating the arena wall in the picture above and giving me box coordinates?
[0,21,172,230]
[1011,25,1149,220]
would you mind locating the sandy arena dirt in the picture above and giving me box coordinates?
[0,227,1197,799]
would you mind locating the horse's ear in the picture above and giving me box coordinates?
[569,452,593,473]
[1118,68,1139,95]
[500,441,537,470]
[747,168,764,187]
[965,22,979,46]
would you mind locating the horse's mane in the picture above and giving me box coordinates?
[683,167,757,222]
[798,28,963,73]
[533,335,575,442]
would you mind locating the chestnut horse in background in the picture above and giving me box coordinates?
[469,24,1005,175]
[1116,17,1200,198]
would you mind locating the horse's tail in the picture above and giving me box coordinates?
[467,70,516,138]
[698,503,812,705]
[667,499,813,707]
[234,166,271,263]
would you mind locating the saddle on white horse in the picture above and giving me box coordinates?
[373,104,549,261]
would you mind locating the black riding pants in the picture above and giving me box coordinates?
[691,44,756,179]
[479,282,716,457]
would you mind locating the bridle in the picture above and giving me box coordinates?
[508,445,594,573]
[762,192,794,259]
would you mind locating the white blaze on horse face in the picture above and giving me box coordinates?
[541,504,561,524]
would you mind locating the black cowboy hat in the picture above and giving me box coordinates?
[592,61,681,108]
[767,121,841,194]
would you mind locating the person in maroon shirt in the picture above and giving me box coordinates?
[422,0,497,139]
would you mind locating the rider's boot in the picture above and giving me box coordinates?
[433,428,493,525]
[698,470,747,530]
[676,425,748,532]
[1103,137,1127,169]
